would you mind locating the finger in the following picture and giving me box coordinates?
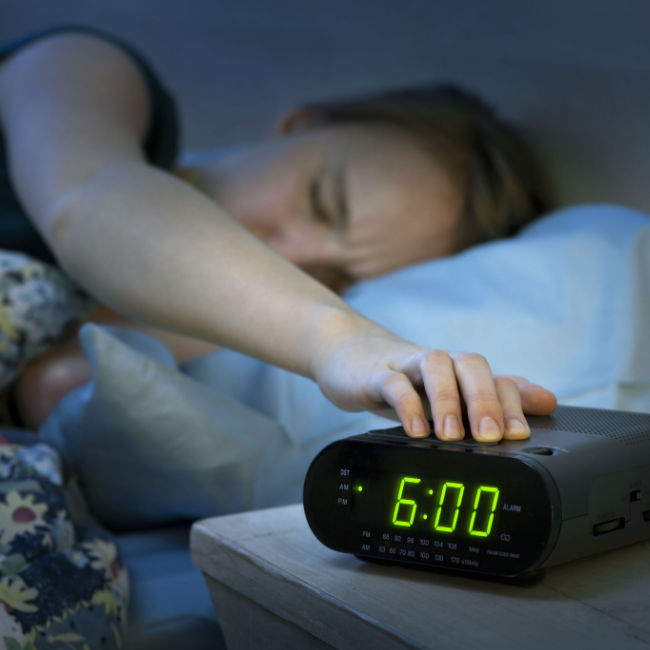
[500,375,557,415]
[392,349,465,440]
[494,376,530,440]
[369,370,430,438]
[417,349,465,441]
[451,352,504,442]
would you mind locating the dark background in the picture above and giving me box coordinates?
[1,0,649,211]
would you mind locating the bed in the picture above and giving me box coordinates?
[3,1,649,647]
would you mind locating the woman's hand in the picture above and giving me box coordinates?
[312,321,557,442]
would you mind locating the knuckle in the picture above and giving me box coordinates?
[432,388,460,404]
[495,377,523,411]
[466,391,500,409]
[462,352,488,366]
[501,405,524,417]
[495,376,517,392]
[421,348,451,368]
[496,373,526,383]
[500,400,524,415]
[381,372,414,400]
[498,389,522,405]
[383,372,407,389]
[453,352,488,369]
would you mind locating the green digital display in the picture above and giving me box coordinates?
[389,475,501,537]
[303,434,560,577]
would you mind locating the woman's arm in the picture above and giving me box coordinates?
[0,32,555,440]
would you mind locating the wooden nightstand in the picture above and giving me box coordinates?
[191,504,650,649]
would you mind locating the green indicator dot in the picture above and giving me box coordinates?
[355,485,363,493]
[428,489,434,495]
[422,514,428,520]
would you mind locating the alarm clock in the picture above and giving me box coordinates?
[303,405,650,578]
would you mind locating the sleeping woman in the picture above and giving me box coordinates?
[0,26,557,439]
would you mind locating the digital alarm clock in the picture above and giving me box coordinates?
[303,406,650,578]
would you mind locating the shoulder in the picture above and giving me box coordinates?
[0,27,178,169]
[0,28,154,230]
[0,26,152,73]
[0,28,152,153]
[0,28,149,97]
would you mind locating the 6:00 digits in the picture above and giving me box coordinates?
[391,476,500,537]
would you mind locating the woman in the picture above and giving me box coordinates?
[0,26,556,439]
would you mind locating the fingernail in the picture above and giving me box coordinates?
[506,418,530,439]
[410,416,429,438]
[478,417,501,441]
[443,415,462,440]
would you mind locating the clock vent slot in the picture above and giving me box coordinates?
[529,407,650,446]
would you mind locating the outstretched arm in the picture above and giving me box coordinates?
[0,32,556,440]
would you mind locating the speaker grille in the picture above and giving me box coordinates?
[529,406,650,446]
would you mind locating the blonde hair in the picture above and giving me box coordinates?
[287,84,552,251]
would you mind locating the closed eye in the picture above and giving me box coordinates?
[309,173,330,225]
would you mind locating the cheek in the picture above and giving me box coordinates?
[229,173,302,238]
[216,145,311,234]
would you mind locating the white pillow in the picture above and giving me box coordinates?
[40,324,319,528]
[187,203,650,424]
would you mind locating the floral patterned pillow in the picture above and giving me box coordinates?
[0,429,128,649]
[0,251,93,393]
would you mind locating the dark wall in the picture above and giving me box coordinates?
[1,0,649,212]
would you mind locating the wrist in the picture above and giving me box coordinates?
[307,305,387,381]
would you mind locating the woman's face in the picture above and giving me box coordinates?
[190,123,463,291]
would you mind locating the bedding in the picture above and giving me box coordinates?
[39,204,650,528]
[0,429,128,649]
[0,252,93,394]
